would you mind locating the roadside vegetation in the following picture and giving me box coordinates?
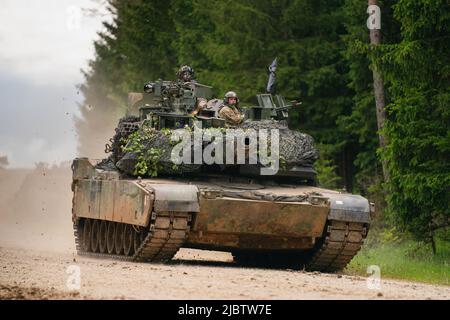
[346,222,450,286]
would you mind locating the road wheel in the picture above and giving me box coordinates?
[133,227,141,253]
[82,219,92,252]
[106,222,116,254]
[114,223,124,255]
[90,220,100,253]
[123,224,134,256]
[98,221,108,253]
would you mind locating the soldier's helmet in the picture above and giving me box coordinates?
[224,91,239,105]
[177,65,195,82]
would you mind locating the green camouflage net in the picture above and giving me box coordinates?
[104,117,318,177]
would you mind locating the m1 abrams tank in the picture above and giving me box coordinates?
[71,74,373,272]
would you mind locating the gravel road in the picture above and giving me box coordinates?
[0,247,448,300]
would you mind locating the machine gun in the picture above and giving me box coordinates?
[244,94,301,121]
[136,79,222,129]
[144,80,185,98]
[244,58,301,121]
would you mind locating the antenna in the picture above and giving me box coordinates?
[266,57,277,94]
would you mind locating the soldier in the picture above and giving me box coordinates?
[176,65,195,82]
[218,91,245,126]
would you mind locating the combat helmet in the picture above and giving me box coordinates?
[177,65,195,82]
[224,91,239,105]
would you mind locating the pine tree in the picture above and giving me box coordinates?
[376,0,450,251]
[75,0,177,157]
[339,0,400,194]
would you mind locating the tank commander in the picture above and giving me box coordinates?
[177,65,196,82]
[218,91,245,126]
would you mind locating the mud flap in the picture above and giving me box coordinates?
[149,184,200,212]
[324,193,370,223]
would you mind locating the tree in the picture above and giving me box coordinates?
[76,0,178,157]
[367,0,389,182]
[339,0,400,196]
[376,0,450,252]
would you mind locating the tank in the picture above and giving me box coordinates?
[71,76,373,272]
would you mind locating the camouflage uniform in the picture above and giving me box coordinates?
[218,105,244,126]
[218,91,244,126]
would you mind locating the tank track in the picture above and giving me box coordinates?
[306,220,368,272]
[73,211,191,263]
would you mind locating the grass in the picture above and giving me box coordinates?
[345,237,450,286]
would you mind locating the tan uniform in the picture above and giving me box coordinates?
[218,105,245,126]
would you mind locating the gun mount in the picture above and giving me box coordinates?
[244,93,301,121]
[127,80,226,129]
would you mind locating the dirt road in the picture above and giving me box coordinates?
[0,168,448,300]
[0,246,448,300]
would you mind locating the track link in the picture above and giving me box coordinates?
[307,220,368,272]
[73,211,191,263]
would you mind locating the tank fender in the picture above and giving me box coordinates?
[148,184,200,212]
[72,157,95,180]
[324,193,370,223]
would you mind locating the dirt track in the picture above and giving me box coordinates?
[0,246,449,300]
[0,168,449,300]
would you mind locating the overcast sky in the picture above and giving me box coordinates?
[0,0,110,167]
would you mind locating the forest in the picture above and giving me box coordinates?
[76,0,449,257]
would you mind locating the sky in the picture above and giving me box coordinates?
[0,0,111,167]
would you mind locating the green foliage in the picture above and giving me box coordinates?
[347,237,450,285]
[160,128,173,137]
[348,216,449,285]
[339,0,400,194]
[315,144,341,189]
[378,226,402,244]
[316,157,341,190]
[374,0,450,246]
[122,129,163,177]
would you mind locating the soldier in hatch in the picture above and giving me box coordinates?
[143,65,196,94]
[218,91,245,126]
[176,65,196,82]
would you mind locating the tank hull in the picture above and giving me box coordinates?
[71,158,371,271]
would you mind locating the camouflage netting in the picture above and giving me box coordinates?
[110,115,140,163]
[240,119,289,130]
[240,120,318,167]
[115,128,202,176]
[100,117,318,177]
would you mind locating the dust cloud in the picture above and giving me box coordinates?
[0,164,75,252]
[0,83,125,253]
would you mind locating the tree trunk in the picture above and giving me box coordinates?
[368,0,390,182]
[430,234,436,255]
